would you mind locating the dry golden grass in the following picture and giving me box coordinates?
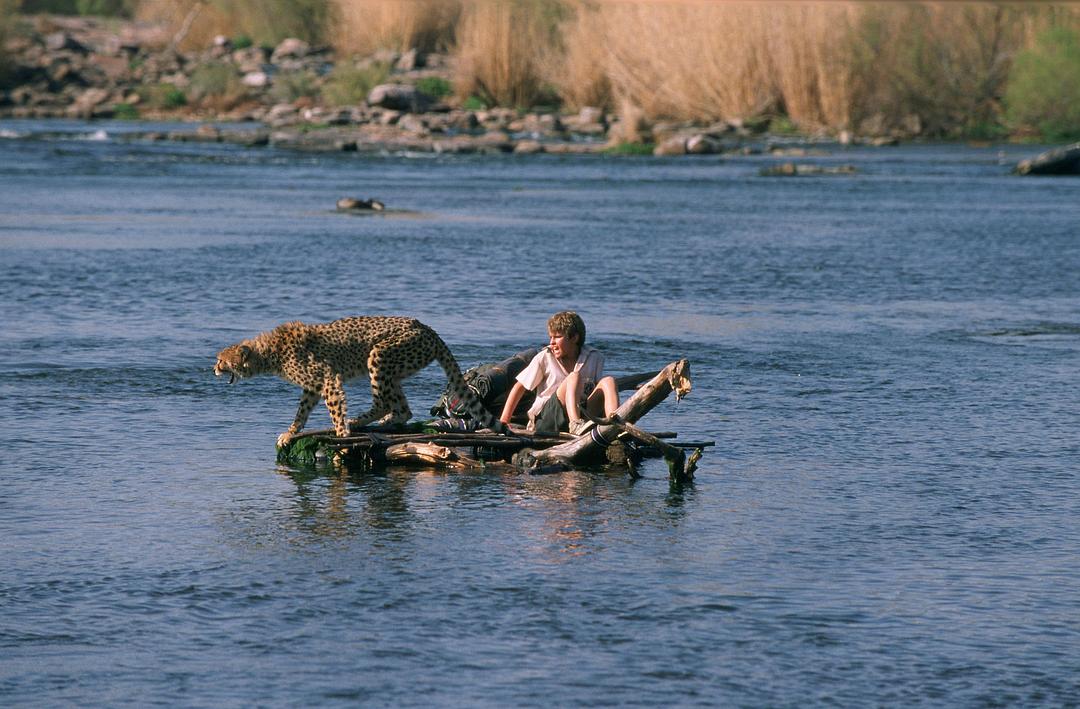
[330,0,460,56]
[453,0,562,108]
[136,0,331,50]
[131,1,1080,137]
[554,1,1080,137]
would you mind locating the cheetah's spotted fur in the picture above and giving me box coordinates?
[214,316,507,447]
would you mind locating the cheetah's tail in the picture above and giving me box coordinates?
[428,329,510,435]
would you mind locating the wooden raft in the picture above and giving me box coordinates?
[277,360,709,482]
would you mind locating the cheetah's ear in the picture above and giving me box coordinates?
[238,345,252,364]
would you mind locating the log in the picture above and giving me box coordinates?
[514,359,694,479]
[277,361,707,477]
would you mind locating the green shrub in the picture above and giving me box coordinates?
[271,71,318,103]
[140,82,187,109]
[189,61,244,102]
[321,63,390,106]
[462,95,488,111]
[768,115,800,135]
[232,34,253,50]
[112,102,139,119]
[415,76,453,99]
[190,62,240,98]
[1006,27,1080,142]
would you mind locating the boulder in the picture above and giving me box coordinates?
[653,136,687,156]
[271,38,310,62]
[233,46,270,73]
[395,48,422,72]
[68,86,110,117]
[366,83,432,113]
[686,134,719,154]
[241,71,269,88]
[1015,143,1080,175]
[45,32,86,53]
[397,114,428,134]
[514,139,544,154]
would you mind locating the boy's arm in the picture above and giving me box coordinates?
[499,382,528,425]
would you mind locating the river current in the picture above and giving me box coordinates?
[1,120,1078,706]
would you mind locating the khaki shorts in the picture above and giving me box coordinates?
[533,395,571,435]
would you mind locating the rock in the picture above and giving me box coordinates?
[397,114,428,134]
[337,197,385,211]
[68,87,110,117]
[577,106,605,125]
[653,136,687,156]
[242,71,270,88]
[395,48,422,72]
[232,47,269,73]
[45,32,86,53]
[1014,143,1080,175]
[759,162,857,177]
[448,110,480,132]
[366,83,432,113]
[271,38,310,62]
[195,124,222,141]
[686,134,719,155]
[514,139,544,154]
[266,102,299,126]
[92,53,129,82]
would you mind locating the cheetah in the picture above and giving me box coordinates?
[214,316,508,447]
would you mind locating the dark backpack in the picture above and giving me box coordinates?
[430,347,539,420]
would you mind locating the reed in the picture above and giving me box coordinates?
[330,0,460,55]
[453,0,564,108]
[128,0,1080,138]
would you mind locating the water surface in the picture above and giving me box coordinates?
[1,121,1078,706]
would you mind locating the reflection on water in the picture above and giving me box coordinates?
[269,461,691,560]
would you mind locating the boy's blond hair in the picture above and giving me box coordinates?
[547,311,586,348]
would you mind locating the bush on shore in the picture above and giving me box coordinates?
[1006,27,1080,141]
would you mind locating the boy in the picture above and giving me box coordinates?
[499,311,619,435]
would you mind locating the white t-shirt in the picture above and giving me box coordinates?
[516,345,605,422]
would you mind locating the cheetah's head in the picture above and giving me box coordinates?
[214,344,254,384]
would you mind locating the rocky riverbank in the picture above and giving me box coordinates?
[1,14,900,156]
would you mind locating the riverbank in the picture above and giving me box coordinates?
[0,13,909,157]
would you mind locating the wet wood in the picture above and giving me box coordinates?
[278,360,705,480]
[512,360,697,481]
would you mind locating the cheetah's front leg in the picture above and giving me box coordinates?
[322,375,350,438]
[277,388,320,448]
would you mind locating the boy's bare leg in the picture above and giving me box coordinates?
[586,376,619,419]
[562,371,583,424]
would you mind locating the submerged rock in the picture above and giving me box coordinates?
[760,162,857,177]
[1015,143,1080,175]
[337,197,385,212]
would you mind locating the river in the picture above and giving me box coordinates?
[1,120,1078,706]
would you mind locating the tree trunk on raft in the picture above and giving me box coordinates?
[514,359,693,478]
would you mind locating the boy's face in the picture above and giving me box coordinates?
[548,329,580,361]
